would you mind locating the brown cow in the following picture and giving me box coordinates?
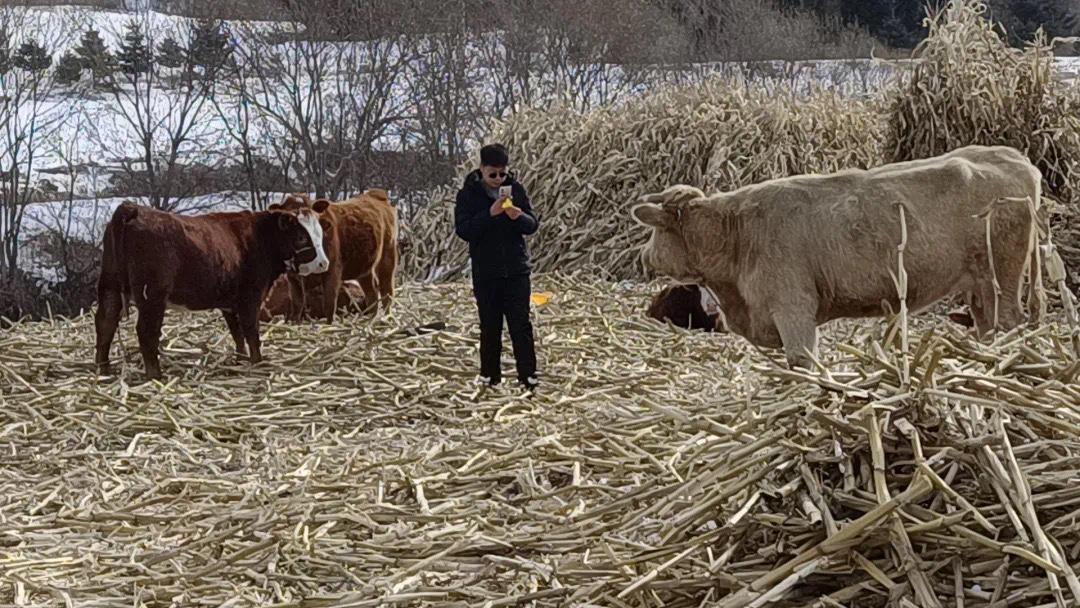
[271,189,398,322]
[632,145,1044,369]
[259,276,368,321]
[647,284,723,332]
[94,202,330,379]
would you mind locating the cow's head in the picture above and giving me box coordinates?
[632,201,702,284]
[269,194,331,275]
[268,209,329,276]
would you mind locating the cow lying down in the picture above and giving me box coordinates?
[632,145,1044,369]
[647,284,724,332]
[259,276,368,322]
[95,202,330,379]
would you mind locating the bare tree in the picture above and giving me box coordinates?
[209,54,269,210]
[403,2,483,184]
[0,7,78,284]
[21,106,107,314]
[232,4,414,200]
[95,11,224,211]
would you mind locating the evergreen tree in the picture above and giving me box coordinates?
[55,51,83,85]
[156,36,186,69]
[188,18,232,78]
[0,29,11,75]
[13,39,51,73]
[117,20,152,76]
[74,28,115,84]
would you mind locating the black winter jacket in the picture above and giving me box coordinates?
[453,170,539,279]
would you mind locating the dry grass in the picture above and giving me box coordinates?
[3,275,1080,606]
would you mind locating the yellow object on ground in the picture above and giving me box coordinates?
[530,292,553,306]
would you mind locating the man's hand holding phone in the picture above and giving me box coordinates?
[499,185,524,220]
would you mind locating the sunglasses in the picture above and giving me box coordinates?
[485,170,508,179]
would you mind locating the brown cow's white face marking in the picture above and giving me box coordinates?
[632,203,699,283]
[296,209,329,276]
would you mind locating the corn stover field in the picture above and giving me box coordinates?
[4,0,1080,606]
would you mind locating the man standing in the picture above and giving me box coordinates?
[454,143,540,392]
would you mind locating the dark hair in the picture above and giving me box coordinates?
[480,143,509,167]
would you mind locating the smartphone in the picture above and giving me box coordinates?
[499,185,512,199]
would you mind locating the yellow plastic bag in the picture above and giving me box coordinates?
[530,292,553,306]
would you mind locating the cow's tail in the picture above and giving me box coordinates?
[101,202,139,319]
[364,185,398,255]
[640,185,706,207]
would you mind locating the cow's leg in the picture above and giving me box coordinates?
[285,275,304,323]
[358,272,379,316]
[320,269,342,323]
[967,281,1003,338]
[375,244,397,311]
[221,310,247,356]
[988,245,1029,334]
[773,311,818,370]
[135,298,167,380]
[94,285,123,375]
[238,299,264,364]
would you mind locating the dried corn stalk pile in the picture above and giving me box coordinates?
[2,274,1080,607]
[886,0,1080,203]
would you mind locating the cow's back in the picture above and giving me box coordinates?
[712,145,1040,320]
[332,190,397,279]
[119,208,252,310]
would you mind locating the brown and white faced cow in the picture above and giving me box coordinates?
[94,202,330,380]
[270,189,399,323]
[632,145,1044,369]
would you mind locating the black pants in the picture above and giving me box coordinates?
[472,273,537,384]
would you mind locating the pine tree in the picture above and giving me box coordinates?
[74,28,115,84]
[0,29,11,75]
[156,36,186,69]
[117,20,152,76]
[188,18,232,78]
[13,39,51,73]
[55,51,83,85]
